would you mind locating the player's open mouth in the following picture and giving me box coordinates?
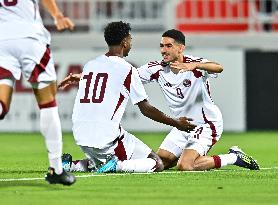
[162,54,170,60]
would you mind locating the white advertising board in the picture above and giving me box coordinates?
[0,48,245,132]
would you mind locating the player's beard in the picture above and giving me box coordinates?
[162,53,178,63]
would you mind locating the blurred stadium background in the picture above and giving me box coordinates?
[1,0,278,133]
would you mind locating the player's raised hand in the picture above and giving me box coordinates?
[58,73,81,89]
[174,117,196,132]
[170,61,198,73]
[54,13,75,31]
[41,0,75,31]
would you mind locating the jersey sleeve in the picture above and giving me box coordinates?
[137,63,154,84]
[186,55,218,79]
[129,67,149,105]
[200,58,218,79]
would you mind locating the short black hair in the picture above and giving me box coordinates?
[162,29,185,45]
[104,21,131,46]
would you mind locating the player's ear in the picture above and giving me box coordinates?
[179,44,185,53]
[123,35,131,48]
[121,39,126,48]
[123,41,127,48]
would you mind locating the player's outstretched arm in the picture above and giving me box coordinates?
[58,73,81,89]
[137,100,196,132]
[41,0,75,31]
[170,61,223,73]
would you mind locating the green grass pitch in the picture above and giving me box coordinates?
[0,131,277,205]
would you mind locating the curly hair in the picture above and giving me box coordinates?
[162,29,185,45]
[104,21,131,46]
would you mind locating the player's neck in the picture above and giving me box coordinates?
[168,55,184,64]
[106,47,123,58]
[177,55,184,63]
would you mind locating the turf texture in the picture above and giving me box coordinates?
[0,132,277,205]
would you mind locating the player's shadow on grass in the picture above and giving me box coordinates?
[0,169,68,189]
[0,170,45,174]
[0,181,68,189]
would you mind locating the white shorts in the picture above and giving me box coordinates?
[80,129,152,167]
[160,121,223,157]
[0,38,56,84]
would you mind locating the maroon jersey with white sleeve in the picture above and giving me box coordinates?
[137,55,222,125]
[0,0,51,44]
[72,55,148,148]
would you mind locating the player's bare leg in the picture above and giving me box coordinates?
[33,81,75,185]
[190,155,217,170]
[177,149,215,171]
[0,83,13,119]
[157,148,178,170]
[32,81,57,104]
[176,148,259,171]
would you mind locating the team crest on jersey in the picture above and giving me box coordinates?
[183,79,191,87]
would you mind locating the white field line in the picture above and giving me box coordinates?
[0,167,277,182]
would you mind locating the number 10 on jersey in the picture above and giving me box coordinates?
[80,72,108,104]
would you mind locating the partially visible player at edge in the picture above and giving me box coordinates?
[59,29,259,172]
[0,0,75,185]
[63,21,196,174]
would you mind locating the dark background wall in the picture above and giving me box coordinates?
[246,51,278,130]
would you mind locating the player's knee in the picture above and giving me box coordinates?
[0,101,9,120]
[177,162,194,171]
